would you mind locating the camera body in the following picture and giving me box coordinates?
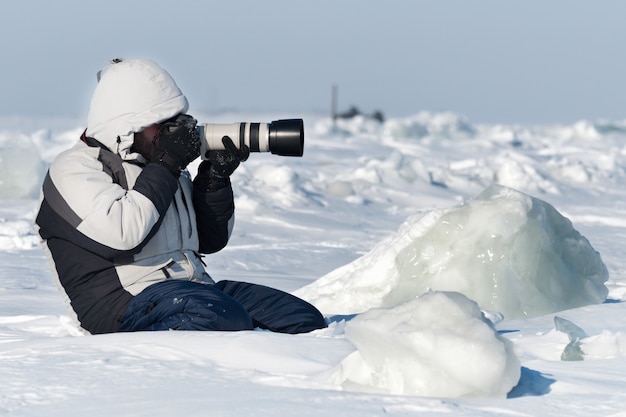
[197,119,304,158]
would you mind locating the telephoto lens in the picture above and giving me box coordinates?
[198,119,304,158]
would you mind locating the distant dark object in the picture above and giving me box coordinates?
[330,85,385,123]
[335,105,385,123]
[336,106,360,119]
[370,110,385,123]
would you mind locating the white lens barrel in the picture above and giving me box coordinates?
[198,123,270,159]
[198,119,304,158]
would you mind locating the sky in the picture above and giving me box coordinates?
[1,0,625,125]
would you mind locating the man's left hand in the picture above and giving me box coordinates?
[206,136,250,179]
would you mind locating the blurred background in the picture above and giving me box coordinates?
[1,0,624,124]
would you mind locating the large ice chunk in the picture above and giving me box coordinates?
[296,184,608,319]
[0,133,47,199]
[328,291,521,397]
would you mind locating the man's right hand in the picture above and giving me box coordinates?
[152,114,201,175]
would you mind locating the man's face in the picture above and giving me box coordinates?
[132,124,160,160]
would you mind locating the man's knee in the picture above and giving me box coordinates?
[121,281,254,332]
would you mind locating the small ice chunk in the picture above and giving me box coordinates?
[329,291,520,398]
[554,316,588,361]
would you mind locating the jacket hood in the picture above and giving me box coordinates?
[86,58,189,160]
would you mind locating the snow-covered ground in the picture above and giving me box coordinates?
[2,111,626,415]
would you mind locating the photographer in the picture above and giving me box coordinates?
[35,58,326,335]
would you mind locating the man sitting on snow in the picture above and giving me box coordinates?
[35,58,326,335]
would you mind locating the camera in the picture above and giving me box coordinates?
[197,119,304,158]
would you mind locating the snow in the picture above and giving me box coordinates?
[2,111,626,415]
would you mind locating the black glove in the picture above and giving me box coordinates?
[151,114,201,175]
[195,136,249,191]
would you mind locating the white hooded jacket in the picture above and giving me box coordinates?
[35,59,233,334]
